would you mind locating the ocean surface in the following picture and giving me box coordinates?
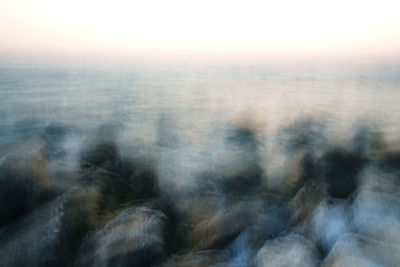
[1,59,399,176]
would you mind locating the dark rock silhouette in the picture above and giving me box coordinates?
[318,148,366,198]
[0,187,100,267]
[0,115,400,266]
[74,207,167,267]
[79,124,160,212]
[0,138,53,226]
[161,250,230,267]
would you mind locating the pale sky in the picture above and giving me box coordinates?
[0,0,400,58]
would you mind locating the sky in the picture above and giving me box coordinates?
[0,0,399,59]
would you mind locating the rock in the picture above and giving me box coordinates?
[74,207,167,267]
[226,226,269,267]
[281,152,318,197]
[318,148,366,198]
[321,233,400,267]
[79,124,121,171]
[161,250,230,267]
[290,180,327,225]
[254,234,321,267]
[79,125,160,211]
[0,138,53,225]
[295,198,352,256]
[352,190,400,244]
[0,187,100,267]
[189,200,263,251]
[357,164,400,194]
[222,122,264,195]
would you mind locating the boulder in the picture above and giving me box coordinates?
[352,190,400,244]
[79,125,160,211]
[74,207,167,267]
[189,200,262,251]
[0,187,100,267]
[161,250,230,267]
[321,233,400,267]
[318,148,365,198]
[0,138,53,225]
[290,180,327,225]
[254,234,321,267]
[295,198,352,255]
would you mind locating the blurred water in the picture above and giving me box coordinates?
[0,59,399,185]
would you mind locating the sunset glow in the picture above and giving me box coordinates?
[1,0,400,57]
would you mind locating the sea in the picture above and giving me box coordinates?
[0,57,399,189]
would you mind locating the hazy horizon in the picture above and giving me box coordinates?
[1,0,400,61]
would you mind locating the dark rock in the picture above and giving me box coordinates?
[79,125,160,211]
[161,250,230,267]
[0,138,53,226]
[189,200,263,251]
[318,148,366,198]
[79,124,121,171]
[0,187,100,267]
[74,207,167,267]
[290,180,327,225]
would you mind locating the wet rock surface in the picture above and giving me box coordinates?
[255,234,321,267]
[1,118,400,266]
[74,207,167,267]
[160,250,230,267]
[0,187,100,267]
[0,138,53,226]
[321,233,400,267]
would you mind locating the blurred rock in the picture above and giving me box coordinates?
[318,148,366,198]
[161,250,230,267]
[74,207,167,267]
[226,226,270,267]
[79,123,121,171]
[79,124,160,211]
[0,186,100,267]
[254,234,320,267]
[223,123,264,195]
[358,164,400,194]
[321,233,400,267]
[132,197,190,254]
[280,151,318,197]
[290,180,327,225]
[0,138,53,226]
[295,198,352,255]
[352,190,400,244]
[189,201,262,251]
